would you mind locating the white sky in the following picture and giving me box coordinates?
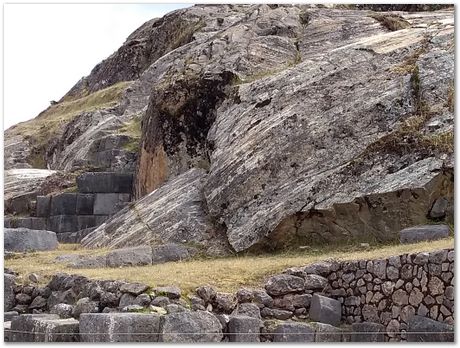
[3,3,191,129]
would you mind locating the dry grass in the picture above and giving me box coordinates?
[369,13,411,31]
[5,237,453,294]
[118,115,142,152]
[419,131,454,154]
[391,38,430,76]
[10,81,130,139]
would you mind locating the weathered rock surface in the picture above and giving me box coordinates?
[313,322,343,342]
[269,321,315,342]
[202,8,454,251]
[106,246,153,267]
[82,168,230,255]
[407,315,454,342]
[151,243,192,264]
[265,274,305,296]
[4,5,455,254]
[161,310,223,342]
[4,228,58,252]
[10,314,79,342]
[4,274,16,311]
[4,169,55,215]
[227,315,261,342]
[86,6,453,253]
[77,172,133,193]
[309,294,341,326]
[351,322,386,342]
[79,313,161,342]
[400,224,450,244]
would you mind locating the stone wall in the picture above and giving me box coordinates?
[4,172,133,243]
[4,248,454,342]
[317,249,454,337]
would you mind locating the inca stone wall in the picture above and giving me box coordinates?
[4,172,133,243]
[4,248,454,342]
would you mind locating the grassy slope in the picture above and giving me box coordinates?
[5,237,453,294]
[117,114,142,152]
[7,81,130,167]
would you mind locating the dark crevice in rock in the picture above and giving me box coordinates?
[135,71,238,197]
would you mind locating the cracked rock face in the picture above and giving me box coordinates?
[202,8,454,251]
[133,6,453,252]
[82,168,230,255]
[5,5,454,254]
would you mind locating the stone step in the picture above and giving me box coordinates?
[10,314,79,342]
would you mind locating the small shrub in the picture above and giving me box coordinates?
[369,13,411,31]
[119,115,142,152]
[299,11,311,27]
[419,131,454,154]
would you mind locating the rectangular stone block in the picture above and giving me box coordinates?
[4,321,12,342]
[77,172,133,193]
[4,217,13,228]
[350,322,385,342]
[48,215,78,233]
[6,193,36,215]
[309,294,341,327]
[10,314,59,342]
[106,246,153,267]
[5,274,16,311]
[76,194,94,215]
[12,316,79,342]
[95,215,110,225]
[30,217,48,230]
[314,322,343,342]
[77,215,97,230]
[57,227,97,244]
[50,193,77,216]
[79,313,160,342]
[407,315,454,342]
[400,225,449,244]
[228,316,261,342]
[270,322,315,342]
[36,196,51,217]
[40,318,80,342]
[5,228,58,252]
[4,311,19,322]
[3,217,47,230]
[94,193,131,215]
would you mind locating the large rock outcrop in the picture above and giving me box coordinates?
[135,6,452,252]
[5,169,55,215]
[82,168,230,255]
[5,6,454,253]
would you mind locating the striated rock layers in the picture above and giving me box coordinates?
[6,5,454,253]
[82,168,230,255]
[85,6,454,252]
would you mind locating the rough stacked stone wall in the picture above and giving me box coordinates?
[321,249,454,341]
[4,248,454,342]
